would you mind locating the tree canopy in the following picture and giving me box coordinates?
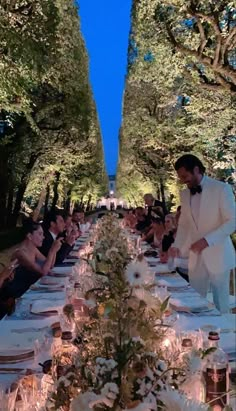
[0,0,108,228]
[117,0,236,208]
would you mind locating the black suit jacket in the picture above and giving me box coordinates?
[39,231,73,264]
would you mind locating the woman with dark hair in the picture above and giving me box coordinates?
[0,220,62,301]
[12,219,62,276]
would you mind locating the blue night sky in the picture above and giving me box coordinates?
[78,0,132,175]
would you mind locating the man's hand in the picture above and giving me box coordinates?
[190,238,208,254]
[66,232,76,246]
[168,247,180,258]
[52,238,63,252]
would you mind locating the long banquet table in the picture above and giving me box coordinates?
[0,230,235,407]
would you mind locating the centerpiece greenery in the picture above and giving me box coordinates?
[46,215,233,411]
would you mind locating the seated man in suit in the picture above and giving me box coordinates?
[72,208,85,230]
[40,210,75,264]
[144,193,165,222]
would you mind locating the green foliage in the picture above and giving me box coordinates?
[0,0,108,229]
[117,0,236,206]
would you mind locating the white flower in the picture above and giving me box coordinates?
[101,382,119,399]
[105,247,119,259]
[125,260,153,286]
[123,402,155,411]
[89,383,119,409]
[70,392,97,411]
[132,336,145,345]
[158,387,208,411]
[133,288,158,308]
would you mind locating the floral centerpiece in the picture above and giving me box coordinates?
[45,214,234,411]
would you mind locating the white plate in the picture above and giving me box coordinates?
[31,300,64,314]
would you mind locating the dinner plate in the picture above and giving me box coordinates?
[0,349,34,364]
[30,310,58,317]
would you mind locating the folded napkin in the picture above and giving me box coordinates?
[176,314,234,333]
[31,299,64,314]
[0,330,36,350]
[156,275,188,288]
[170,296,209,312]
[51,266,73,275]
[24,291,65,300]
[64,258,80,263]
[155,264,172,274]
[145,257,160,264]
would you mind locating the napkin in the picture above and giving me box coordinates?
[155,264,172,274]
[170,296,210,312]
[176,314,234,333]
[51,266,73,275]
[23,291,65,300]
[145,257,160,264]
[156,275,188,288]
[64,258,80,263]
[31,300,64,314]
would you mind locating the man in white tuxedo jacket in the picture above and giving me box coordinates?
[170,154,235,313]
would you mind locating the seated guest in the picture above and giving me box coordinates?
[0,220,62,301]
[72,208,85,229]
[144,193,164,222]
[64,213,73,235]
[124,210,137,229]
[40,210,75,264]
[135,207,150,233]
[141,216,164,245]
[153,218,165,248]
[13,220,62,276]
[162,214,176,252]
[71,222,81,239]
[72,208,91,232]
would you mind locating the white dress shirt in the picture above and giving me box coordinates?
[190,176,205,226]
[49,231,57,241]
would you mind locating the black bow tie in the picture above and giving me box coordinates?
[190,185,202,195]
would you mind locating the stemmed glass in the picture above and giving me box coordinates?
[0,385,18,411]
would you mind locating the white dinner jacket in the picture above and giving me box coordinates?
[174,176,236,274]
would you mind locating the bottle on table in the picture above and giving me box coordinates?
[179,338,206,402]
[180,338,193,364]
[205,331,229,410]
[52,331,78,379]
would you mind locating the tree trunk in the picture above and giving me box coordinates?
[6,185,14,225]
[51,171,60,211]
[159,177,167,214]
[70,201,74,215]
[44,185,50,219]
[86,194,92,211]
[11,154,39,227]
[0,149,9,229]
[65,189,71,213]
[32,184,49,222]
[79,195,84,207]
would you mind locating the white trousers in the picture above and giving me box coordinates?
[189,256,230,314]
